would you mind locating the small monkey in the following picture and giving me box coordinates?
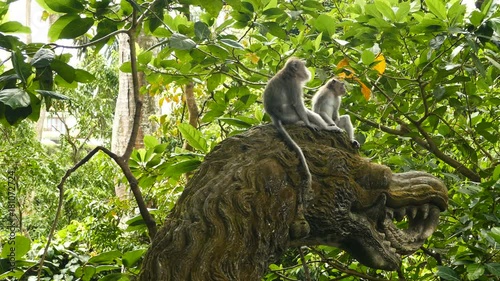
[312,78,360,148]
[263,58,337,237]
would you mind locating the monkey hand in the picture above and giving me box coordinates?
[326,124,343,133]
[306,124,321,131]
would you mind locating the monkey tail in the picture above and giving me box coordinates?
[273,120,312,195]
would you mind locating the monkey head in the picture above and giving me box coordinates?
[284,58,311,82]
[326,77,346,96]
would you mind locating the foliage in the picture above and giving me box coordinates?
[1,0,499,280]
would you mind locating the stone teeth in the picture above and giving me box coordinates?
[421,204,430,219]
[409,207,417,219]
[386,209,394,220]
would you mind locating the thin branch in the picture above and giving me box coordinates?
[47,29,128,50]
[309,248,391,281]
[37,146,110,280]
[420,246,443,265]
[298,247,311,281]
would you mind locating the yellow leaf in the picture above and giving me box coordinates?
[336,58,350,69]
[373,53,386,75]
[357,79,372,100]
[338,72,347,79]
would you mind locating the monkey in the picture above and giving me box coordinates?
[312,77,360,148]
[263,58,340,238]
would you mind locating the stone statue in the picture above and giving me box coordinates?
[138,125,448,280]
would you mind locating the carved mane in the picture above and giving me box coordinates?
[139,125,447,280]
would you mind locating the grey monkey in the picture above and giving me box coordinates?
[263,58,339,237]
[312,77,360,148]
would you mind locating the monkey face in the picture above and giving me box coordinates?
[327,78,346,96]
[285,58,311,81]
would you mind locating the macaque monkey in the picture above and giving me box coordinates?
[263,58,339,237]
[312,77,360,148]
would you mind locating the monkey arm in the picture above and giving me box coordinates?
[318,111,336,126]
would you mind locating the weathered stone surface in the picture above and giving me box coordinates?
[138,125,448,280]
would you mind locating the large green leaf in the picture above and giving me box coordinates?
[122,249,146,268]
[164,159,202,177]
[219,38,244,49]
[425,0,447,21]
[41,0,85,13]
[178,123,208,153]
[0,236,31,259]
[31,48,55,68]
[436,266,460,281]
[486,263,500,276]
[466,264,485,280]
[88,250,122,264]
[0,21,30,33]
[51,59,76,83]
[194,21,211,40]
[0,89,30,109]
[12,51,31,84]
[35,90,70,100]
[199,0,223,17]
[169,33,196,50]
[48,15,94,41]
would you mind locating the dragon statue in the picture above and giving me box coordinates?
[139,125,448,280]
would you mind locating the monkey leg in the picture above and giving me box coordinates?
[338,115,360,148]
[307,110,342,132]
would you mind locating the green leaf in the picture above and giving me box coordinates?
[88,250,122,264]
[207,44,229,59]
[178,123,208,153]
[0,21,30,33]
[493,165,500,181]
[0,89,30,109]
[42,0,85,13]
[164,159,202,176]
[194,21,211,40]
[425,0,447,21]
[120,61,132,73]
[486,263,500,276]
[263,22,287,39]
[48,15,94,41]
[313,14,335,36]
[207,73,223,92]
[374,0,395,21]
[218,117,252,128]
[97,273,127,281]
[12,51,32,84]
[466,264,485,280]
[436,266,460,281]
[35,90,70,100]
[314,33,322,50]
[219,38,245,49]
[122,249,146,268]
[169,33,196,50]
[138,51,153,65]
[144,135,159,148]
[200,0,223,17]
[74,69,96,83]
[361,49,375,65]
[51,59,76,83]
[31,48,55,68]
[148,0,164,32]
[0,236,31,258]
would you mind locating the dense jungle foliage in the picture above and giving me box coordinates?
[0,0,499,280]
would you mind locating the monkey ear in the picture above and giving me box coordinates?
[327,79,337,89]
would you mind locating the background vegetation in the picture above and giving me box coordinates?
[0,0,499,280]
